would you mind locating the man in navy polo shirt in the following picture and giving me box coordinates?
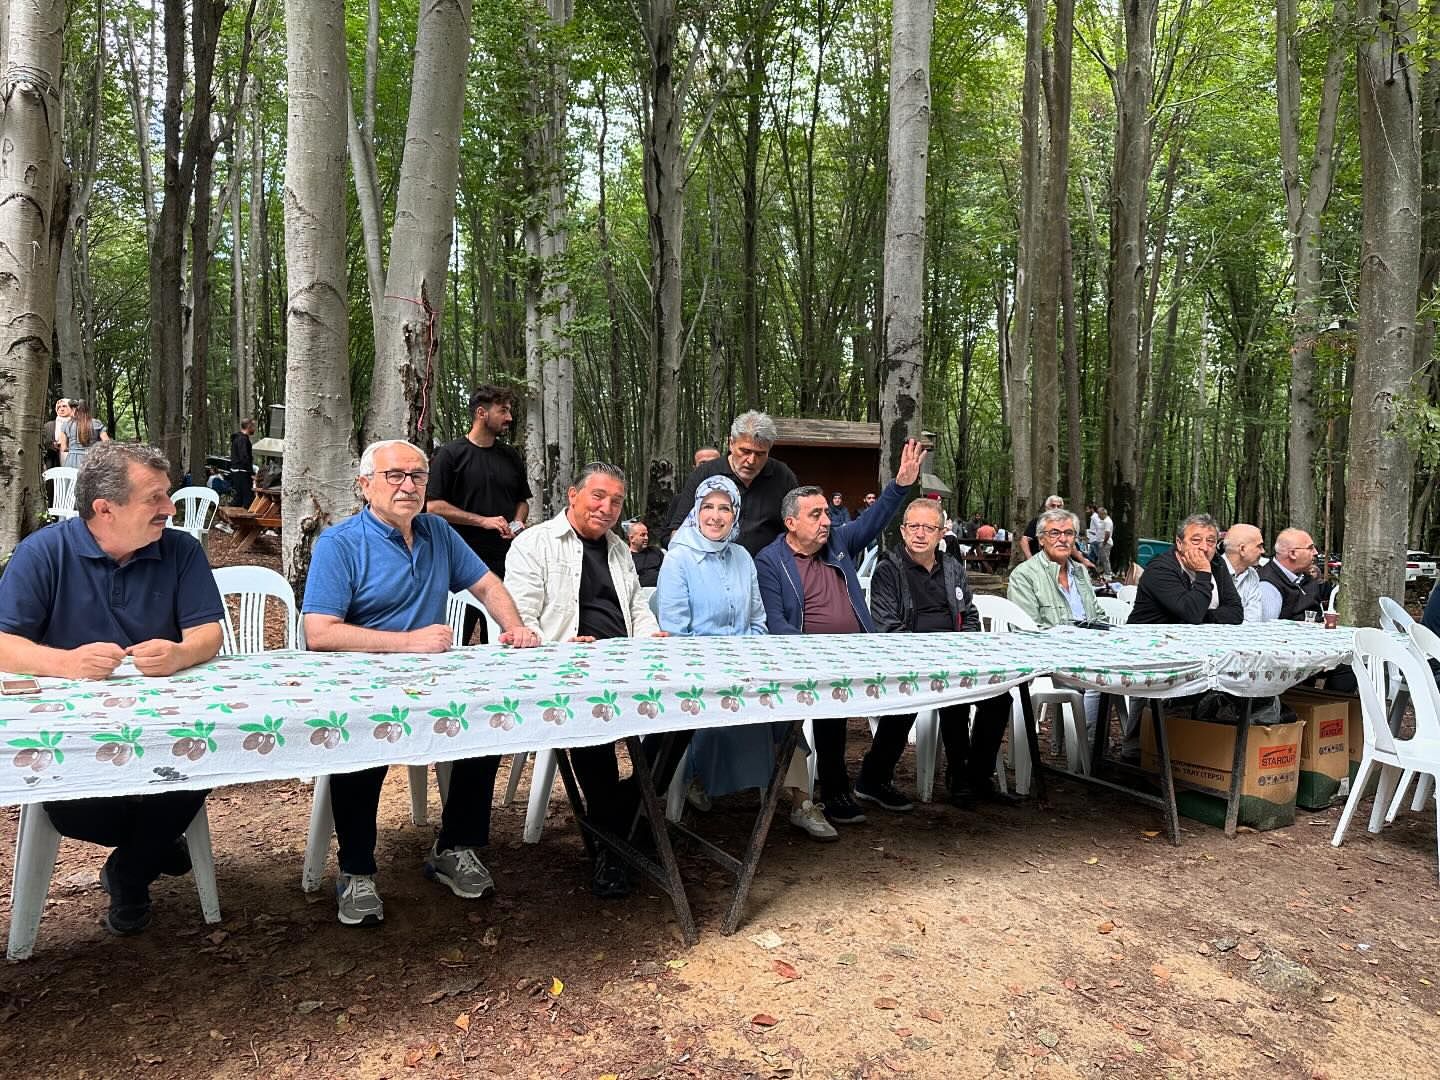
[302,439,540,928]
[0,442,224,935]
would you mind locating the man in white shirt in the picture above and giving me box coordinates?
[1096,506,1114,574]
[1222,523,1266,621]
[1258,528,1329,621]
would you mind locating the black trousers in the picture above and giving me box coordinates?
[812,715,854,800]
[859,693,1012,794]
[44,789,209,895]
[329,756,500,875]
[229,468,253,509]
[569,732,693,840]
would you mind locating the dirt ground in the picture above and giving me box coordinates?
[1,530,1437,1080]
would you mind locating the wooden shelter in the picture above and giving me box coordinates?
[769,419,943,513]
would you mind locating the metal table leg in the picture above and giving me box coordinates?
[1149,699,1181,845]
[1017,682,1047,802]
[1223,697,1255,837]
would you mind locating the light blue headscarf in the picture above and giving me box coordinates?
[670,475,742,554]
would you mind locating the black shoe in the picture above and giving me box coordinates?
[156,838,192,877]
[853,781,915,813]
[99,863,152,936]
[820,791,868,825]
[589,851,631,899]
[948,787,977,811]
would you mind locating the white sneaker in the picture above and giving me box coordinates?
[789,800,839,841]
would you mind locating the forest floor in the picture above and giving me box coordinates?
[0,529,1437,1080]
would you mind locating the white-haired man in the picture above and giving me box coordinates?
[303,439,540,928]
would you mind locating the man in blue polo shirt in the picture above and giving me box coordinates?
[302,439,540,928]
[0,442,224,935]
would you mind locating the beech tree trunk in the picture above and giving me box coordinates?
[1103,0,1157,569]
[0,0,65,552]
[57,1,102,406]
[281,0,356,587]
[879,0,935,485]
[364,0,474,447]
[1277,0,1347,534]
[1344,0,1420,622]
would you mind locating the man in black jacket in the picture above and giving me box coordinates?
[666,411,798,557]
[856,498,1014,811]
[229,418,256,509]
[1129,513,1244,625]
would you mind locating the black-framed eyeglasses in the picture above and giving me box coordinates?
[375,469,429,486]
[903,522,941,534]
[1042,529,1077,540]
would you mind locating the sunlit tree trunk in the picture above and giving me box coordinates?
[1343,0,1420,623]
[282,0,356,586]
[0,0,65,552]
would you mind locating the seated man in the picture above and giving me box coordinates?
[626,520,664,588]
[1222,524,1266,622]
[1008,508,1108,627]
[1258,528,1331,621]
[0,442,224,935]
[1129,514,1243,626]
[860,497,1013,810]
[505,462,668,899]
[755,439,927,825]
[302,439,540,928]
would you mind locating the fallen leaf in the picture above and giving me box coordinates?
[549,977,564,997]
[1097,920,1116,935]
[295,1000,323,1015]
[874,997,900,1010]
[751,1014,778,1027]
[1037,1029,1060,1049]
[481,927,499,947]
[773,960,800,980]
[665,959,687,971]
[1085,857,1100,865]
[918,1006,943,1024]
[454,1012,470,1032]
[750,930,784,950]
[836,953,858,966]
[1141,830,1160,838]
[206,930,229,946]
[405,1048,425,1067]
[1151,964,1171,980]
[1237,942,1262,961]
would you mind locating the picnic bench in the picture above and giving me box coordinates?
[218,486,281,553]
[960,539,1012,574]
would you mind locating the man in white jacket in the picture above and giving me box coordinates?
[505,461,668,898]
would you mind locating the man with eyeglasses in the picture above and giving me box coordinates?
[666,411,799,557]
[1257,528,1332,622]
[1129,513,1243,626]
[1008,508,1109,627]
[302,439,540,927]
[859,497,1014,810]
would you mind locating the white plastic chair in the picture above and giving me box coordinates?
[167,485,220,545]
[1385,622,1440,820]
[1379,596,1414,633]
[1115,583,1138,604]
[1332,628,1440,882]
[7,800,220,959]
[973,594,1089,786]
[1326,587,1340,616]
[1095,596,1132,626]
[43,466,78,519]
[213,565,299,653]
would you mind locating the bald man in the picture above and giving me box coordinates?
[1258,527,1331,621]
[1223,524,1265,621]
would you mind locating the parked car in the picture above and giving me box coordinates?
[1407,550,1437,582]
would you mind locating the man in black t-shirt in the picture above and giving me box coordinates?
[626,520,664,588]
[229,418,256,508]
[666,411,798,557]
[427,385,533,643]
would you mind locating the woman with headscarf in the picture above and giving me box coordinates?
[656,476,836,840]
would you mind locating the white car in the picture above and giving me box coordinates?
[1406,550,1437,583]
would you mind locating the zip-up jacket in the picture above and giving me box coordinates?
[868,546,980,634]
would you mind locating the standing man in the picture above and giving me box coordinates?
[627,520,664,587]
[426,385,532,644]
[1258,528,1331,621]
[1096,506,1115,575]
[859,497,1014,810]
[1020,495,1066,558]
[1086,504,1103,564]
[1222,524,1266,621]
[41,398,71,469]
[229,418,256,509]
[505,462,670,898]
[755,439,927,826]
[667,411,799,557]
[0,443,224,935]
[302,440,540,927]
[1129,514,1243,626]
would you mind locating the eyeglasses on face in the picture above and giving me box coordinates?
[375,469,429,486]
[1042,529,1077,540]
[902,522,941,534]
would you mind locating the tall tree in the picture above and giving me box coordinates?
[363,0,474,446]
[880,0,936,483]
[281,0,356,585]
[1343,0,1420,622]
[0,0,66,552]
[1277,0,1347,533]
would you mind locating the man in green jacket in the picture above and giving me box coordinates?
[1008,509,1107,627]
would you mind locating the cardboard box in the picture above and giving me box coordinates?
[1140,710,1304,830]
[1282,692,1350,808]
[1284,687,1376,800]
